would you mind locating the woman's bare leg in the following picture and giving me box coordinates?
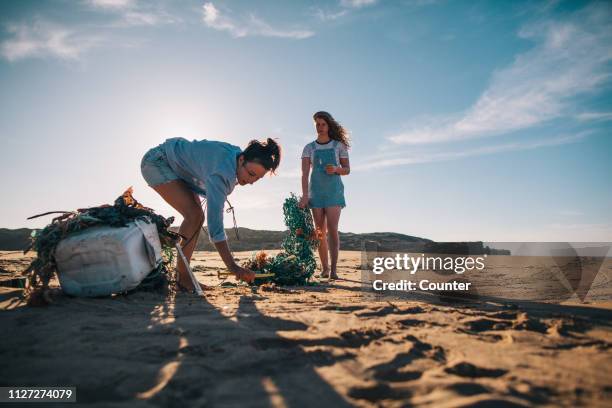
[150,180,205,291]
[311,208,329,278]
[325,206,342,279]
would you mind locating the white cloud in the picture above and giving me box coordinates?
[313,8,349,21]
[87,0,177,26]
[313,0,377,21]
[411,0,440,5]
[358,132,589,170]
[88,0,135,9]
[202,2,244,36]
[247,15,313,39]
[576,111,612,122]
[201,2,314,39]
[390,4,612,145]
[121,10,164,26]
[340,0,377,8]
[0,21,97,62]
[0,1,178,63]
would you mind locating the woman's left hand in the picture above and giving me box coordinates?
[325,165,337,175]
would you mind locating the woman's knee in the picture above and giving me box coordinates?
[318,224,328,236]
[326,217,338,232]
[183,208,204,227]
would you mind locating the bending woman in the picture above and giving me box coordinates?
[299,111,350,280]
[141,137,281,291]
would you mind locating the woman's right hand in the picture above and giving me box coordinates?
[230,264,255,283]
[298,195,309,209]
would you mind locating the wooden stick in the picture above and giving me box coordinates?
[217,271,275,279]
[175,243,203,296]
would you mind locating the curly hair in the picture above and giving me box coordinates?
[313,111,351,148]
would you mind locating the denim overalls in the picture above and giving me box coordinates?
[309,140,346,208]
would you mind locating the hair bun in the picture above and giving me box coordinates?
[242,138,282,174]
[266,138,281,171]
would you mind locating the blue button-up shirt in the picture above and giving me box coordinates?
[162,137,241,243]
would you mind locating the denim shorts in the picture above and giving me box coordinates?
[140,145,180,187]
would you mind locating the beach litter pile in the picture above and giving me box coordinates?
[23,188,179,305]
[240,193,321,286]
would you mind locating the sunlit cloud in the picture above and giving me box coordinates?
[201,2,244,36]
[313,0,379,21]
[407,0,441,6]
[575,111,612,122]
[86,0,177,26]
[0,20,99,61]
[313,8,349,21]
[340,0,378,8]
[201,2,314,39]
[359,132,589,170]
[119,10,175,26]
[88,0,135,9]
[389,3,612,145]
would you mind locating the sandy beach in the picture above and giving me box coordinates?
[1,250,611,407]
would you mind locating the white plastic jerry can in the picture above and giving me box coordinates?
[54,218,163,297]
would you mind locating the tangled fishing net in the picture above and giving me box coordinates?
[23,188,180,305]
[241,193,321,285]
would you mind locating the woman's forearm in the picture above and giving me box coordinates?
[300,158,311,198]
[214,240,239,271]
[301,175,309,197]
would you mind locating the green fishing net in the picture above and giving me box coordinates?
[23,188,180,305]
[242,193,321,285]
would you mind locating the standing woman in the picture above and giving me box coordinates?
[299,111,350,280]
[141,137,281,292]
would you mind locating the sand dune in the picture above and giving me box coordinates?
[0,250,610,407]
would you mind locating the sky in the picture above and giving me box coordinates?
[0,0,611,242]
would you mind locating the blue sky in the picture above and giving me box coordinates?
[0,0,611,241]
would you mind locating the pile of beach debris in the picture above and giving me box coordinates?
[23,188,179,305]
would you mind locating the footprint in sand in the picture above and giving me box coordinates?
[485,310,521,320]
[347,383,408,402]
[251,337,296,350]
[508,381,556,404]
[252,329,388,351]
[367,335,446,384]
[459,313,549,336]
[320,304,366,313]
[444,362,508,378]
[460,317,512,333]
[542,339,611,350]
[356,305,425,317]
[443,382,491,396]
[339,328,386,347]
[374,368,423,382]
[397,318,446,328]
